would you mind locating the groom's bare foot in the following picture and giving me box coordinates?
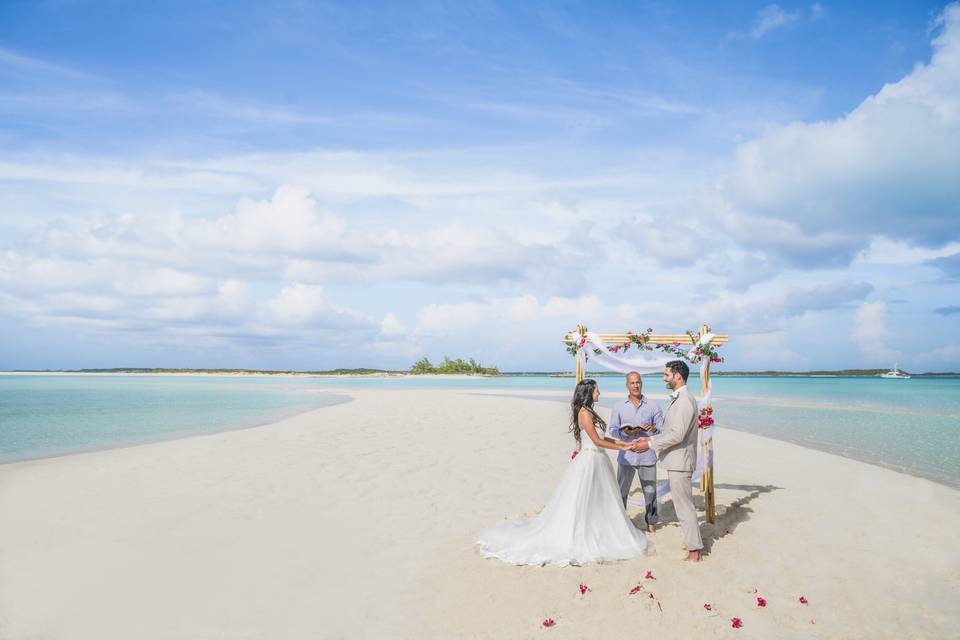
[684,550,702,562]
[647,524,656,534]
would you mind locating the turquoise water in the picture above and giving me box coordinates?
[1,374,958,489]
[0,375,349,463]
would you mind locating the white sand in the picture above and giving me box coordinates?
[1,388,958,639]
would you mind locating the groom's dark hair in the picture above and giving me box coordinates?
[666,360,689,381]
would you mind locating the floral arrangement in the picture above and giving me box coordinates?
[567,325,724,364]
[698,406,715,429]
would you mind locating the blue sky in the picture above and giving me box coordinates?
[1,1,958,371]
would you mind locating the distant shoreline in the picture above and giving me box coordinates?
[2,368,959,378]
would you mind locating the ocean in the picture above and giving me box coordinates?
[1,373,958,488]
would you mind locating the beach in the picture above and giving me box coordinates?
[1,388,958,639]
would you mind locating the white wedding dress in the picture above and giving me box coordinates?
[475,433,650,566]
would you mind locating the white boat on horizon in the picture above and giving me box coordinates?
[880,364,911,379]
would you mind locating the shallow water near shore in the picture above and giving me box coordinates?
[1,373,958,488]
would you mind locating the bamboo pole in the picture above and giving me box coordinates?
[575,324,586,382]
[697,324,717,524]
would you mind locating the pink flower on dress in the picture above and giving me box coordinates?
[571,450,578,460]
[731,617,743,628]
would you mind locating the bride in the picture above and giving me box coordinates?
[475,378,650,566]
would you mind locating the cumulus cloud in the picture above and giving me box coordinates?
[380,311,406,336]
[852,301,898,364]
[724,3,960,266]
[701,281,874,333]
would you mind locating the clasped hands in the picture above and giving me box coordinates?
[621,437,650,453]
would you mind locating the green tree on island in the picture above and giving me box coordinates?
[409,356,499,375]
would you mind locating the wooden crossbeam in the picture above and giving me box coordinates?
[563,332,730,347]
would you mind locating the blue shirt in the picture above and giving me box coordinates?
[608,396,664,466]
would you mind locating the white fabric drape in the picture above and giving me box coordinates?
[571,331,716,504]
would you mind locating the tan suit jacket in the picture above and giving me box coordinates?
[649,386,698,472]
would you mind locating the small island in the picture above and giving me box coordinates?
[409,357,500,375]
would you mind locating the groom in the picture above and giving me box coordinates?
[631,360,703,561]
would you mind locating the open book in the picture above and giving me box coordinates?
[620,422,656,434]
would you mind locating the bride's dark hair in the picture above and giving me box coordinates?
[570,378,606,445]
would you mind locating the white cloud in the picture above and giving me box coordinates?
[726,3,960,256]
[0,46,97,80]
[380,312,406,336]
[856,237,960,265]
[752,5,800,39]
[852,301,898,364]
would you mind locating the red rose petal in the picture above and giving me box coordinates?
[703,603,712,611]
[757,597,767,607]
[578,583,591,596]
[731,617,743,628]
[644,570,656,580]
[628,584,643,595]
[799,596,809,604]
[542,618,556,628]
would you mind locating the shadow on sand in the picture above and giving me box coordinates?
[629,482,782,553]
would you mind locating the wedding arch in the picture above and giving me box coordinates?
[563,324,729,523]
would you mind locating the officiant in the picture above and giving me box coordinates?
[608,371,663,532]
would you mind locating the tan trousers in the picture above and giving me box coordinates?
[667,470,703,551]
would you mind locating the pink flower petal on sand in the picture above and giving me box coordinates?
[799,596,809,604]
[756,596,767,607]
[644,570,656,580]
[578,583,591,596]
[731,617,743,629]
[629,584,643,595]
[703,603,713,611]
[542,618,556,628]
